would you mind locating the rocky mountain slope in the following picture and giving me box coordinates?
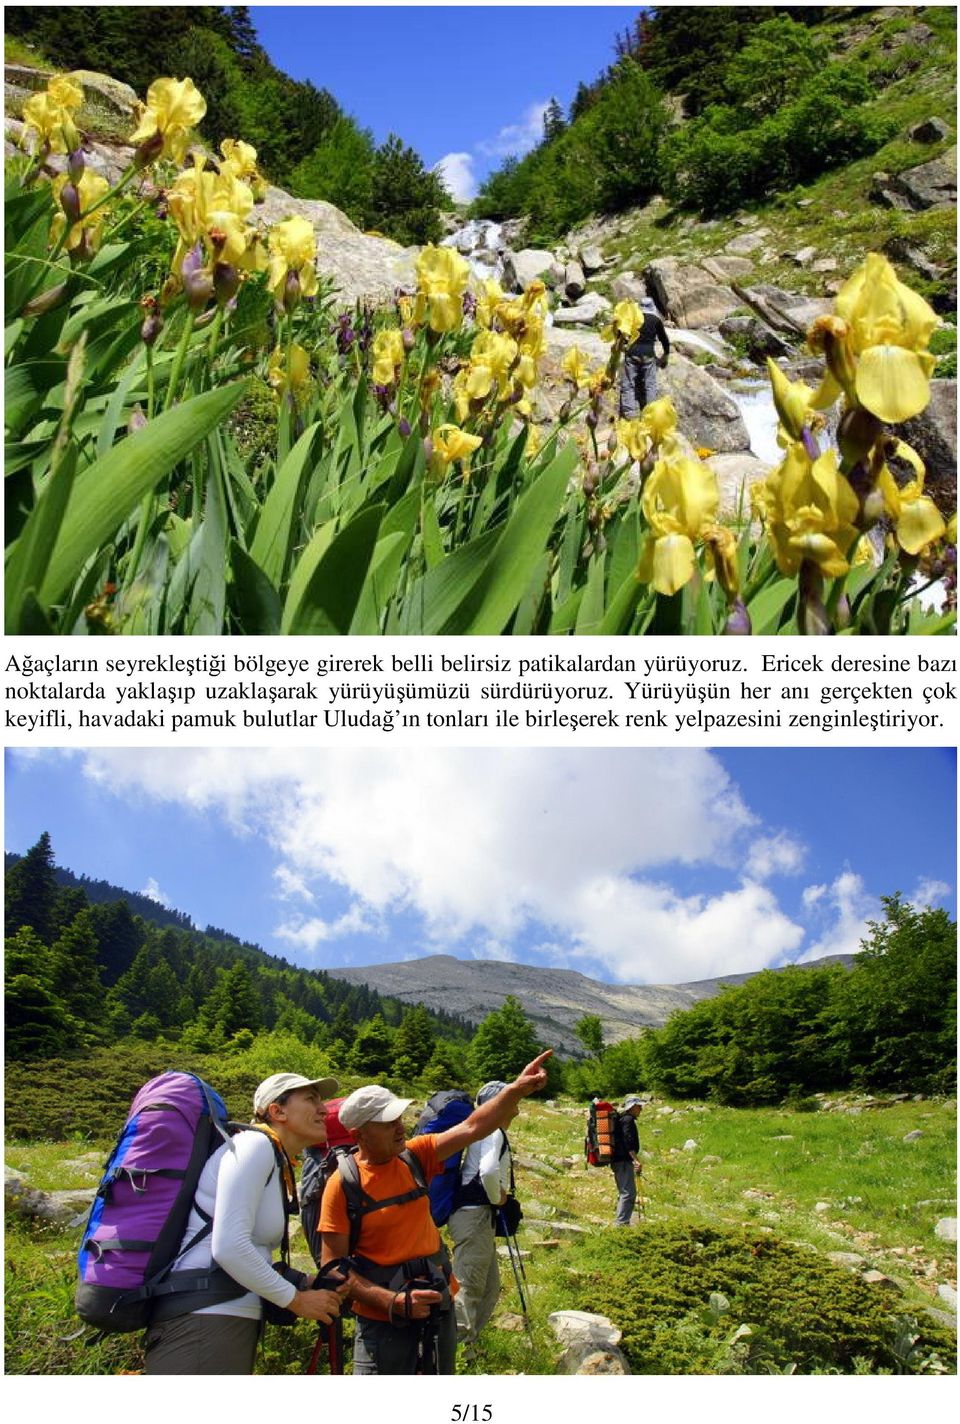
[325,951,855,1054]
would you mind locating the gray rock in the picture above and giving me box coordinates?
[937,1283,958,1311]
[610,271,648,305]
[514,1153,561,1177]
[578,245,605,274]
[70,69,140,118]
[827,1252,867,1270]
[926,1308,958,1329]
[910,118,951,144]
[934,1218,958,1242]
[783,246,818,268]
[898,378,956,515]
[552,293,611,326]
[565,1350,630,1375]
[718,314,791,360]
[645,258,741,328]
[564,260,586,302]
[861,1271,903,1292]
[815,1201,832,1213]
[549,1310,631,1374]
[494,1312,527,1331]
[502,248,556,292]
[735,284,833,337]
[872,149,957,211]
[701,255,756,282]
[701,1155,723,1165]
[545,261,567,290]
[5,1166,95,1226]
[811,258,839,274]
[902,1130,924,1142]
[661,356,750,453]
[725,228,771,256]
[682,1139,698,1152]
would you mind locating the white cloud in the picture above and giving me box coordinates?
[66,749,809,982]
[477,100,550,159]
[140,877,171,908]
[911,877,951,908]
[434,152,476,203]
[795,869,877,963]
[470,938,518,964]
[273,864,315,903]
[744,832,807,881]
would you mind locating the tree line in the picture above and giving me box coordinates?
[5,4,451,245]
[472,7,903,237]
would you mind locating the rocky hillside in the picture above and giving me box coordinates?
[325,951,855,1054]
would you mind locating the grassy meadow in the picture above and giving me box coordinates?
[5,1093,956,1375]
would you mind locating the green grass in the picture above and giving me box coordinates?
[7,1092,954,1375]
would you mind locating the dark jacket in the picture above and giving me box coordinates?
[627,313,669,360]
[611,1111,639,1163]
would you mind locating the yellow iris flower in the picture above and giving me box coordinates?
[50,169,110,252]
[415,245,469,333]
[432,423,483,477]
[475,278,506,330]
[830,253,939,424]
[266,215,319,303]
[372,327,405,387]
[561,347,593,388]
[466,330,518,401]
[168,157,261,275]
[876,441,946,555]
[22,73,84,153]
[219,138,259,181]
[637,452,720,595]
[129,77,207,164]
[617,398,678,461]
[758,444,860,578]
[602,299,643,345]
[766,359,819,443]
[267,343,312,405]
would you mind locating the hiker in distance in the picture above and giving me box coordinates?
[144,1073,349,1375]
[612,1095,644,1227]
[318,1049,552,1375]
[618,295,670,419]
[448,1080,519,1359]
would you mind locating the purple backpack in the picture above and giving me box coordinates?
[75,1071,253,1332]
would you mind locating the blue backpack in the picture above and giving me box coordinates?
[412,1089,473,1225]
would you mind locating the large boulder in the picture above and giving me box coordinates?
[610,270,648,305]
[719,314,791,360]
[256,187,418,306]
[564,259,586,302]
[502,248,556,292]
[548,1311,631,1375]
[661,354,750,452]
[4,116,134,184]
[551,293,611,326]
[872,149,957,211]
[734,283,833,337]
[701,255,756,282]
[707,452,775,518]
[910,117,951,144]
[578,244,605,274]
[899,378,957,515]
[5,1166,95,1226]
[724,228,771,256]
[644,258,741,328]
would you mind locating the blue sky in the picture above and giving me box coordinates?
[5,748,955,986]
[249,5,642,199]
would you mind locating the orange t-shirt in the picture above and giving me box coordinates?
[318,1134,457,1320]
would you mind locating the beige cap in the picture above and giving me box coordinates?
[338,1084,413,1130]
[253,1072,339,1116]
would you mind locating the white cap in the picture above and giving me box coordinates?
[338,1084,413,1130]
[640,297,658,314]
[622,1094,644,1110]
[253,1072,339,1116]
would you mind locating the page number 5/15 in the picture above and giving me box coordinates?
[451,1408,492,1422]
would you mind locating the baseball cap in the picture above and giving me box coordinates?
[253,1072,340,1116]
[338,1084,413,1130]
[476,1080,508,1106]
[622,1094,644,1110]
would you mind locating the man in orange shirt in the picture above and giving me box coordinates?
[319,1050,551,1374]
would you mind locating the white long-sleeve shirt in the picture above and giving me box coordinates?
[175,1129,296,1318]
[458,1129,511,1207]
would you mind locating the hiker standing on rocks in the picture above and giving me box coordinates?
[619,297,670,419]
[144,1073,349,1375]
[448,1080,517,1359]
[318,1051,551,1375]
[611,1095,644,1227]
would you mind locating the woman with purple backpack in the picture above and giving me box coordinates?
[143,1072,350,1374]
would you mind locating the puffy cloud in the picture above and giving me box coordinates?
[58,748,808,982]
[434,152,476,203]
[140,876,171,908]
[911,877,951,909]
[273,864,315,902]
[795,869,877,963]
[477,100,550,158]
[744,832,807,881]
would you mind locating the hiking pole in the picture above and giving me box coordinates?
[499,1215,527,1315]
[635,1163,645,1221]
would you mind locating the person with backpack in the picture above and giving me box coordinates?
[618,296,670,419]
[447,1080,516,1358]
[610,1095,644,1227]
[142,1072,350,1374]
[317,1049,551,1375]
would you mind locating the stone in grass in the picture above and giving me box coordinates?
[815,1202,832,1213]
[494,1313,527,1332]
[902,1130,924,1142]
[530,1239,562,1250]
[861,1271,903,1293]
[496,1245,530,1260]
[701,1155,722,1165]
[827,1252,867,1270]
[937,1283,957,1311]
[549,1310,631,1375]
[934,1218,958,1242]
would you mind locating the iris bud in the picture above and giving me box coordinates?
[283,269,301,314]
[59,182,81,226]
[134,131,165,170]
[67,147,86,183]
[140,310,162,346]
[213,261,240,306]
[723,599,752,636]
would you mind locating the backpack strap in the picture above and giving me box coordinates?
[338,1148,429,1255]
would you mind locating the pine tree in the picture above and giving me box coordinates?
[469,996,542,1082]
[50,909,103,1027]
[575,1013,605,1055]
[367,135,449,246]
[349,1013,394,1076]
[542,97,566,143]
[5,832,58,941]
[393,1003,436,1075]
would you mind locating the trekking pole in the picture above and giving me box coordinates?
[635,1163,645,1220]
[499,1216,527,1315]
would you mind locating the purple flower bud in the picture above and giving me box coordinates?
[462,290,477,318]
[585,411,598,430]
[213,261,240,306]
[134,130,165,170]
[282,269,301,314]
[402,327,415,353]
[800,427,820,463]
[422,437,433,463]
[140,310,162,346]
[723,599,752,636]
[398,417,412,438]
[127,406,148,435]
[67,148,85,183]
[59,181,82,226]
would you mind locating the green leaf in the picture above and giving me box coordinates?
[229,539,282,634]
[284,505,383,636]
[574,551,608,635]
[397,528,500,635]
[597,571,645,635]
[4,359,64,438]
[747,577,797,635]
[249,421,321,591]
[280,521,337,633]
[461,439,577,634]
[38,381,247,607]
[185,462,228,635]
[420,496,445,569]
[5,445,76,633]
